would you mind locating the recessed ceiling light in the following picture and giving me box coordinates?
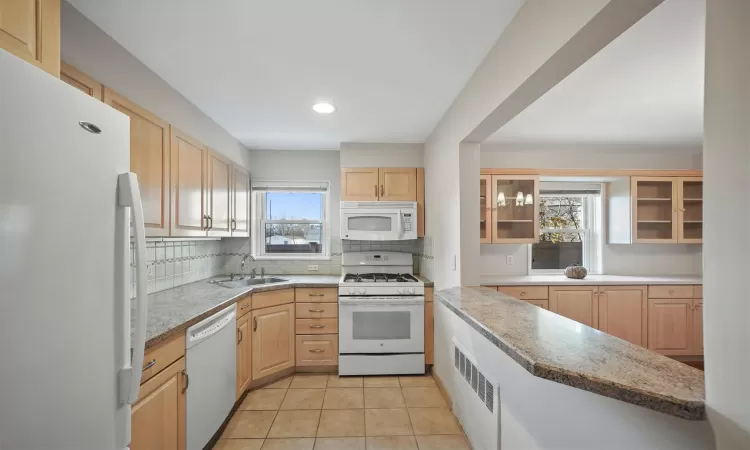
[312,102,336,114]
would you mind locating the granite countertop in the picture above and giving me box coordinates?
[435,286,706,420]
[480,274,702,286]
[133,275,341,349]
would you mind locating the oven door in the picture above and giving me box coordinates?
[341,209,401,241]
[339,297,424,354]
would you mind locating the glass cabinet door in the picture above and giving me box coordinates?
[678,177,702,243]
[631,177,678,242]
[490,175,539,243]
[480,175,491,243]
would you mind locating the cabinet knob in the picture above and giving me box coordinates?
[520,292,526,296]
[668,289,675,295]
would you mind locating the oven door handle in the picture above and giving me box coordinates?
[339,298,424,307]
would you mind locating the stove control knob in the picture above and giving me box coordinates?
[358,288,366,295]
[409,288,416,294]
[397,287,404,294]
[349,288,356,294]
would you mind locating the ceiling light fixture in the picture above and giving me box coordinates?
[312,102,335,114]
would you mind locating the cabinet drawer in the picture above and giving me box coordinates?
[252,288,294,309]
[295,287,338,303]
[141,334,185,384]
[496,285,548,300]
[237,295,252,317]
[648,285,694,299]
[693,285,702,298]
[296,334,338,366]
[296,302,338,319]
[296,318,338,335]
[524,299,549,310]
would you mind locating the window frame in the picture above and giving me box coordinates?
[528,189,602,275]
[251,184,331,261]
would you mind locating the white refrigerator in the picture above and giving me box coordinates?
[0,50,149,450]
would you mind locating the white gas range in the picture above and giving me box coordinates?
[338,252,425,376]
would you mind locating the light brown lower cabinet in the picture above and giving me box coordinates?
[296,334,338,366]
[131,357,186,450]
[251,303,295,380]
[549,286,599,328]
[524,299,549,310]
[236,313,252,398]
[647,298,694,356]
[693,299,703,355]
[598,286,648,347]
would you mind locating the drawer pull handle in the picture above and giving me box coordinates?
[142,359,156,372]
[309,348,325,353]
[309,309,325,313]
[240,304,250,310]
[669,290,675,295]
[253,317,258,332]
[238,329,243,344]
[309,324,326,329]
[520,292,526,296]
[308,293,325,297]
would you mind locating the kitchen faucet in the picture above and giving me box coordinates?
[240,254,253,279]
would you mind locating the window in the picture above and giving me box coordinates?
[529,182,602,273]
[252,182,329,259]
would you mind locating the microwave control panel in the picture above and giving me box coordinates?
[402,213,413,232]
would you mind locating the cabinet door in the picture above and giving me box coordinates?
[61,62,102,99]
[677,177,703,244]
[549,286,598,328]
[206,150,232,237]
[647,298,693,355]
[0,0,59,76]
[379,168,417,201]
[692,300,703,355]
[631,177,678,243]
[131,358,186,450]
[170,128,207,237]
[252,303,295,380]
[341,168,379,201]
[105,89,171,236]
[231,165,250,237]
[598,286,647,346]
[491,175,539,243]
[479,175,492,243]
[424,300,434,364]
[236,314,252,399]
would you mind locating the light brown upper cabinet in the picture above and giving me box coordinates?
[251,303,295,380]
[549,286,598,328]
[341,168,380,201]
[479,175,492,243]
[206,150,232,237]
[609,176,702,244]
[231,165,250,237]
[104,89,171,237]
[598,286,647,347]
[61,62,102,100]
[379,168,417,201]
[0,0,60,76]
[170,128,207,237]
[341,167,418,202]
[489,175,539,243]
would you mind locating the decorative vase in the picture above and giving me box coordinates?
[565,263,588,279]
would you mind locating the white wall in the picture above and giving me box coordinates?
[60,1,250,169]
[479,145,703,276]
[703,0,750,447]
[339,142,424,167]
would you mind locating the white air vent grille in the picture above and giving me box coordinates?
[453,344,495,413]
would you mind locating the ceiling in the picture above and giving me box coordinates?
[488,0,705,148]
[67,0,522,150]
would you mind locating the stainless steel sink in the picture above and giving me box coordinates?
[209,276,288,288]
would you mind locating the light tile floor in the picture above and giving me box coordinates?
[214,374,472,450]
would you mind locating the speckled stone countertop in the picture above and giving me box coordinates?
[132,275,341,349]
[480,274,702,286]
[435,286,706,420]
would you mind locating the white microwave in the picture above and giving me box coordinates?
[340,201,417,241]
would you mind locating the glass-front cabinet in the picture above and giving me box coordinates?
[631,176,702,244]
[481,174,539,243]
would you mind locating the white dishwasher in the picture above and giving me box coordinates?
[186,304,236,450]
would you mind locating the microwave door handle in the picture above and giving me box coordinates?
[396,213,402,238]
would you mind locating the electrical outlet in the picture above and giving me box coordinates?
[506,255,514,265]
[308,265,319,272]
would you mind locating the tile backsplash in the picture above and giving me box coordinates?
[130,235,434,298]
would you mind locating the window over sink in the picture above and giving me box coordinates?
[529,182,602,274]
[251,181,330,259]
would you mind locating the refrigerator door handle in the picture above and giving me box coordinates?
[117,173,149,406]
